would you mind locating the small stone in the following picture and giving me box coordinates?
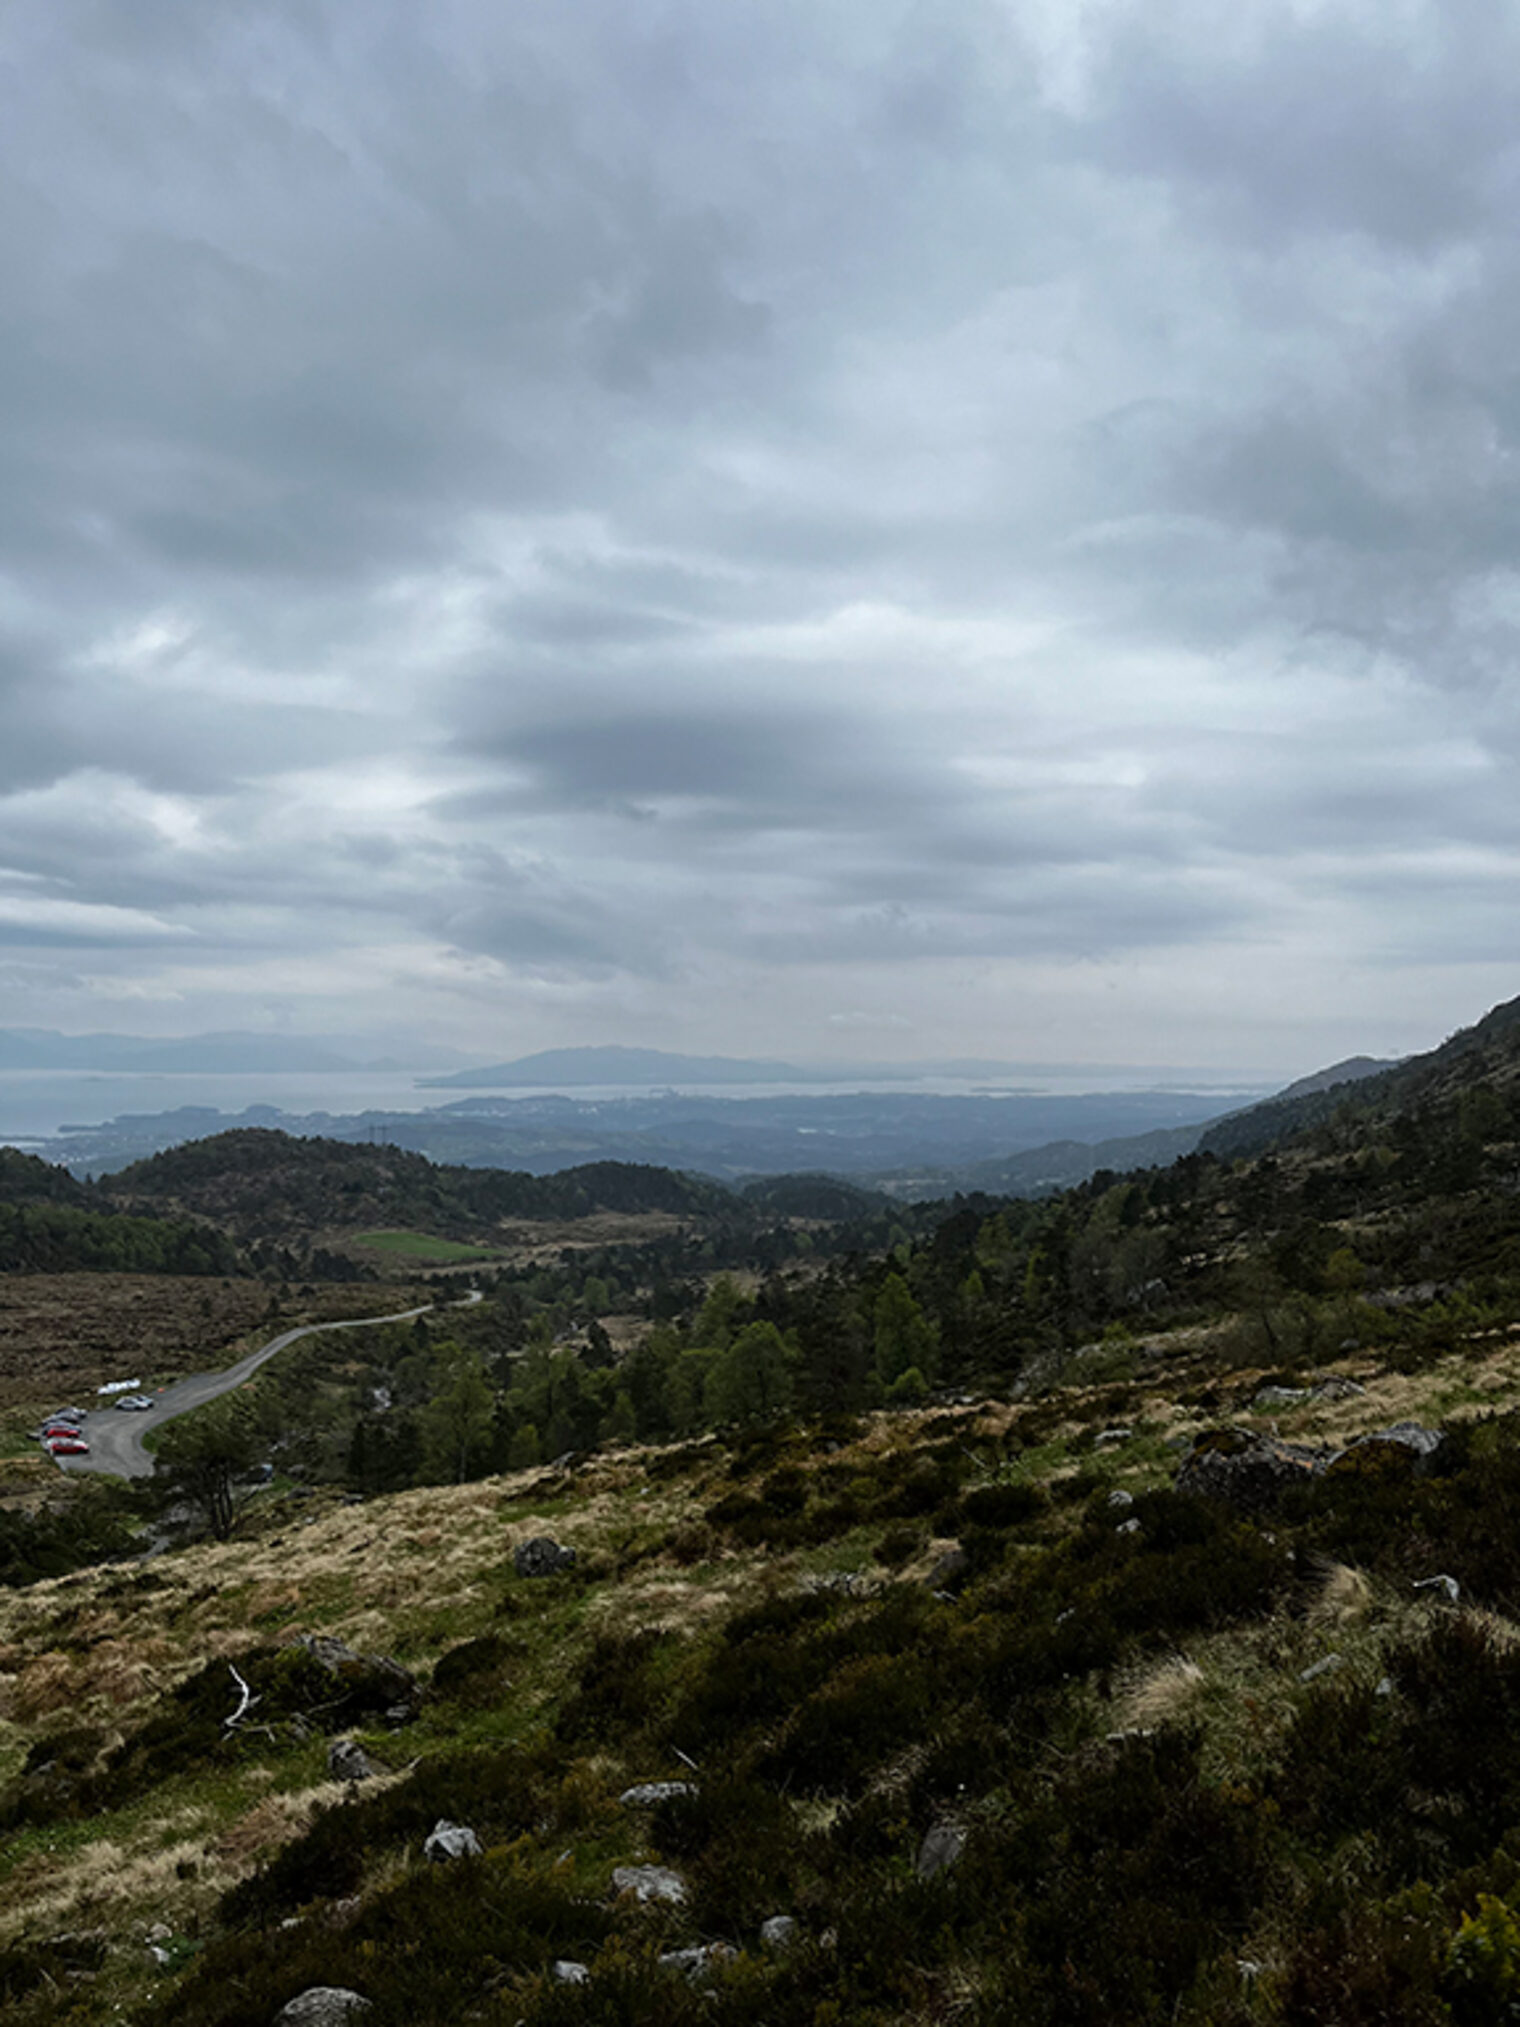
[1298,1653,1344,1684]
[423,1819,482,1862]
[1413,1573,1460,1604]
[612,1864,687,1904]
[552,1961,590,1986]
[513,1536,577,1578]
[915,1822,965,1880]
[760,1915,798,1951]
[274,1990,373,2027]
[1116,1517,1142,1536]
[925,1545,969,1590]
[1107,1489,1135,1510]
[618,1782,699,1807]
[1375,1676,1395,1698]
[1095,1427,1134,1446]
[327,1739,379,1783]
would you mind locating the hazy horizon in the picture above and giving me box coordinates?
[3,3,1518,1075]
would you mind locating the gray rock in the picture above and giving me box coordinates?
[552,1961,590,1985]
[1107,1489,1135,1510]
[1115,1516,1142,1537]
[1253,1386,1310,1410]
[612,1864,687,1904]
[423,1819,482,1861]
[327,1739,379,1783]
[618,1782,699,1807]
[760,1915,798,1950]
[1312,1377,1366,1401]
[658,1943,735,1982]
[1094,1427,1134,1446]
[1298,1653,1344,1685]
[915,1822,966,1880]
[1332,1421,1444,1467]
[513,1536,578,1578]
[274,1991,373,2026]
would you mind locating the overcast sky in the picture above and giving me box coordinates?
[3,0,1519,1078]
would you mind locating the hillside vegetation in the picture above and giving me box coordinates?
[8,996,1520,2021]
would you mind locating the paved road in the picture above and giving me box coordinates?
[53,1291,481,1481]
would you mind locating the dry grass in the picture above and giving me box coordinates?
[1120,1654,1209,1731]
[1309,1561,1376,1627]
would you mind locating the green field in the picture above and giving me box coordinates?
[352,1229,502,1263]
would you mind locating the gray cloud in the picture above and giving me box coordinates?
[0,0,1516,1071]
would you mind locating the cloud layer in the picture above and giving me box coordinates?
[2,0,1519,1074]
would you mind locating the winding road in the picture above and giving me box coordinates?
[56,1291,481,1481]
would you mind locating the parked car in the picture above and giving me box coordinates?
[112,1393,155,1411]
[45,1408,86,1425]
[45,1436,89,1456]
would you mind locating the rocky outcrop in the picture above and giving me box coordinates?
[1177,1421,1445,1509]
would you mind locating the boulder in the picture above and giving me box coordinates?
[1175,1428,1329,1510]
[1324,1422,1444,1477]
[327,1739,379,1784]
[287,1634,421,1728]
[1107,1489,1135,1511]
[915,1822,966,1881]
[423,1819,482,1862]
[760,1915,798,1951]
[611,1864,687,1905]
[552,1961,590,1985]
[274,1991,372,2026]
[513,1536,577,1578]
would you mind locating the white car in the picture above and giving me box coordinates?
[113,1393,156,1411]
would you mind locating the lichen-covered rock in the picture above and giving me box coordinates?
[273,1989,372,2026]
[760,1915,798,1950]
[552,1961,590,1985]
[513,1536,577,1578]
[619,1781,699,1807]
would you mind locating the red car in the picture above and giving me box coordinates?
[45,1435,89,1456]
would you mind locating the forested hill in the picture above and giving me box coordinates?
[1200,994,1520,1160]
[102,1128,737,1241]
[0,1146,237,1275]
